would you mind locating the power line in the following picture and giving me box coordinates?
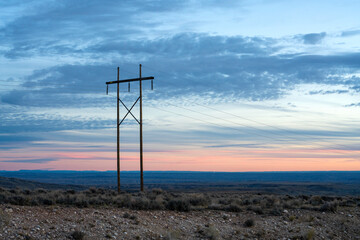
[147,105,359,161]
[144,88,355,150]
[191,102,355,151]
[162,101,294,143]
[141,66,357,151]
[109,69,359,159]
[158,100,357,151]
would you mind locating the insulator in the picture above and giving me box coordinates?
[151,80,153,90]
[106,84,108,95]
[128,82,130,92]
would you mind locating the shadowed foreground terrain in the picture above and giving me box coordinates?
[1,187,360,239]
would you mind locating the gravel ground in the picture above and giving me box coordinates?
[1,204,360,239]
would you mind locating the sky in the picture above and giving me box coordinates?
[0,0,360,172]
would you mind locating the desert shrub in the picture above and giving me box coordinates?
[88,187,97,194]
[251,197,261,204]
[152,188,163,195]
[71,230,86,240]
[8,195,28,205]
[22,189,31,195]
[29,197,40,206]
[300,195,309,200]
[321,196,335,201]
[115,194,132,208]
[167,198,190,212]
[55,194,78,206]
[149,198,165,210]
[339,198,356,207]
[123,212,137,220]
[0,193,6,203]
[130,197,151,210]
[9,189,18,194]
[198,225,220,240]
[0,209,10,227]
[261,196,280,209]
[241,198,251,205]
[243,219,255,227]
[48,190,62,199]
[269,207,283,216]
[36,188,47,194]
[66,189,76,194]
[207,203,223,211]
[247,206,263,215]
[74,194,89,208]
[219,198,233,205]
[284,199,303,209]
[319,201,338,212]
[304,228,315,240]
[309,196,323,206]
[225,203,242,212]
[36,196,54,205]
[87,196,104,205]
[187,193,210,206]
[105,232,113,239]
[301,215,315,222]
[285,195,294,200]
[164,230,182,240]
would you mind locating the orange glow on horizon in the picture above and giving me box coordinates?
[1,147,359,172]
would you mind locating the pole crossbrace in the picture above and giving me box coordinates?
[119,97,140,125]
[105,64,154,193]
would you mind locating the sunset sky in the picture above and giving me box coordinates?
[1,0,360,171]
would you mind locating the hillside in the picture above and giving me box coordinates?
[0,176,86,191]
[1,171,360,195]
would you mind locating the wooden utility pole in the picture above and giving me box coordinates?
[106,64,154,193]
[139,64,144,191]
[117,67,120,193]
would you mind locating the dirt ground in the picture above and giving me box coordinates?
[1,204,359,240]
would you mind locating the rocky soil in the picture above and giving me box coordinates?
[1,203,359,240]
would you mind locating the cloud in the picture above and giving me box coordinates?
[309,90,349,95]
[205,143,270,149]
[0,1,359,152]
[1,158,57,163]
[350,85,360,92]
[0,0,243,59]
[302,32,326,44]
[0,134,43,150]
[0,108,116,133]
[0,135,40,143]
[345,103,360,107]
[1,33,360,109]
[341,29,360,37]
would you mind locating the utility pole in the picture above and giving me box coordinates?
[139,64,144,192]
[106,64,154,193]
[117,67,120,193]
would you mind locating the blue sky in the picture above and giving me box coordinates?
[0,0,360,171]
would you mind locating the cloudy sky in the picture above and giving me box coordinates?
[1,0,360,172]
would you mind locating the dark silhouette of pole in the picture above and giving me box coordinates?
[139,64,144,191]
[117,67,120,193]
[105,65,154,192]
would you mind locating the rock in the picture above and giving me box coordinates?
[5,208,13,213]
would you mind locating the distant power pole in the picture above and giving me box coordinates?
[106,64,154,193]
